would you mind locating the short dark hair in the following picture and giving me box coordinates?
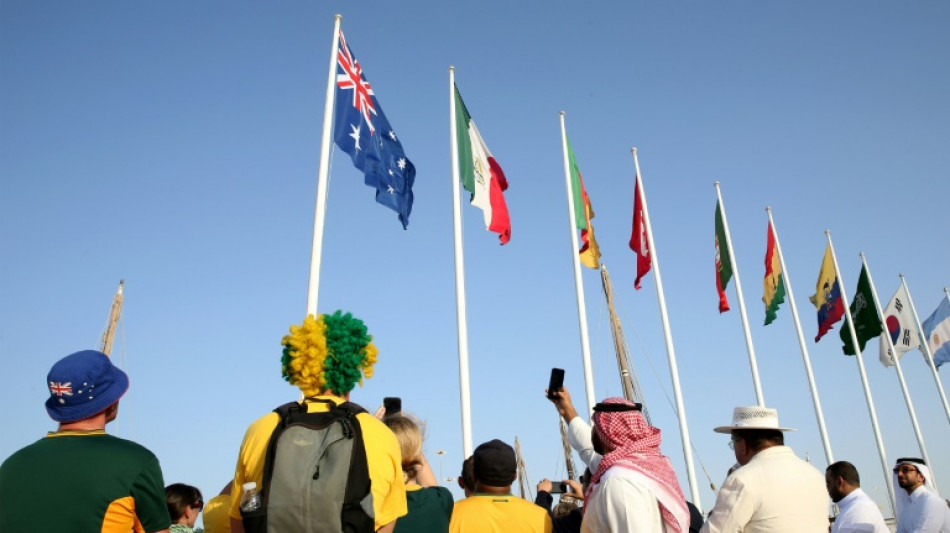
[165,483,202,521]
[459,456,476,493]
[732,428,783,452]
[826,461,860,486]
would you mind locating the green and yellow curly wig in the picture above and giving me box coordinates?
[280,311,378,396]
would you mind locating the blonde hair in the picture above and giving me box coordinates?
[383,413,424,482]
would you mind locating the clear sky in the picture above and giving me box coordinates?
[2,0,949,524]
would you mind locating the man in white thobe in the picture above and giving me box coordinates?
[826,461,888,533]
[579,397,689,533]
[894,457,950,533]
[548,387,703,533]
[700,406,828,533]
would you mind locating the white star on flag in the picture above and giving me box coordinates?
[388,130,397,141]
[387,185,395,194]
[349,124,362,151]
[397,158,406,170]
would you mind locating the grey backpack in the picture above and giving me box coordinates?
[241,398,375,533]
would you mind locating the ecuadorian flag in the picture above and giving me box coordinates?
[809,244,845,342]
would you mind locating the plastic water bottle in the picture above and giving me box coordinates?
[239,481,262,512]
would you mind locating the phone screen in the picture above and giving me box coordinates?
[547,368,565,399]
[548,482,568,494]
[383,397,402,416]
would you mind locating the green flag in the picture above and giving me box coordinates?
[840,265,882,355]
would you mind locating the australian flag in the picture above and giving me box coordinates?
[332,30,415,229]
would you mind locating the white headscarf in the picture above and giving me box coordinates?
[893,458,937,525]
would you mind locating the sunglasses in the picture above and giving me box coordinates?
[893,465,918,475]
[191,500,204,511]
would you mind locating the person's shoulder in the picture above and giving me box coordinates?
[94,433,161,461]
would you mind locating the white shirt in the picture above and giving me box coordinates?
[832,488,889,533]
[582,467,667,533]
[567,416,601,472]
[896,485,950,533]
[699,446,828,533]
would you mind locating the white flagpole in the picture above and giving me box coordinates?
[766,208,834,465]
[861,254,936,492]
[902,276,950,425]
[714,182,765,406]
[634,148,702,510]
[826,232,896,513]
[558,111,596,417]
[306,14,342,317]
[448,67,474,458]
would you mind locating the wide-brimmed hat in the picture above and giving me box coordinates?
[713,406,796,433]
[45,350,129,423]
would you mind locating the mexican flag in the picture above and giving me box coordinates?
[454,85,511,244]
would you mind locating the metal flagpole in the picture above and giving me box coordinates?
[766,208,834,465]
[902,276,950,425]
[306,14,343,317]
[861,254,936,492]
[826,232,896,513]
[634,148,702,510]
[714,182,765,406]
[448,67,474,458]
[558,112,596,417]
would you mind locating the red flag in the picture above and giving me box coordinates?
[629,177,651,289]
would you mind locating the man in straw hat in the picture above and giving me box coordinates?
[0,350,171,533]
[699,406,827,533]
[892,457,950,532]
[228,311,407,533]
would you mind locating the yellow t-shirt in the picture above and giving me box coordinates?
[229,396,407,529]
[449,494,553,533]
[202,493,231,533]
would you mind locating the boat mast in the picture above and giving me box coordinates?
[559,418,577,480]
[100,280,124,356]
[600,265,651,424]
[515,436,532,500]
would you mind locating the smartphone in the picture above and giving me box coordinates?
[548,482,568,494]
[546,368,565,399]
[383,397,402,416]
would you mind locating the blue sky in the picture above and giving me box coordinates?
[2,1,949,523]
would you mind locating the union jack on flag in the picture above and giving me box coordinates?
[331,28,415,229]
[49,381,73,396]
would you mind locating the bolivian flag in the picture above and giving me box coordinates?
[763,221,786,325]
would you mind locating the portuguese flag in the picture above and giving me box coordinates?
[715,200,732,313]
[454,85,511,244]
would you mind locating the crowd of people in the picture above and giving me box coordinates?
[2,311,949,532]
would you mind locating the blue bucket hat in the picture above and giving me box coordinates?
[45,350,129,423]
